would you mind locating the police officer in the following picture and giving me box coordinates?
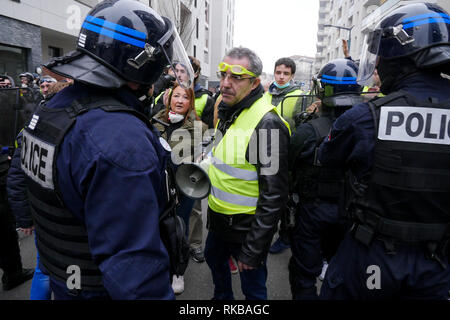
[319,2,450,299]
[288,59,363,300]
[20,0,195,300]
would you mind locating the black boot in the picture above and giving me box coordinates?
[2,268,34,291]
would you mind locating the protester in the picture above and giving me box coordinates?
[153,83,208,294]
[204,47,290,300]
[264,57,303,254]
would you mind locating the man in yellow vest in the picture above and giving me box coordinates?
[264,57,303,126]
[265,57,303,254]
[205,47,290,300]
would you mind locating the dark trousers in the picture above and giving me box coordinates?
[288,201,347,299]
[0,199,22,276]
[204,231,268,300]
[320,233,450,300]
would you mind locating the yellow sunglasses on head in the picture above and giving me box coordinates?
[217,62,257,80]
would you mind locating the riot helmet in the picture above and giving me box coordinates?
[314,58,363,108]
[19,72,34,86]
[45,0,194,89]
[358,3,450,87]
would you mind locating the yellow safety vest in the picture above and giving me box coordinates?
[195,93,208,118]
[265,89,303,121]
[208,96,290,215]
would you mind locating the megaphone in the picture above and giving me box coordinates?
[175,161,211,200]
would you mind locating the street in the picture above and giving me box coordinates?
[0,200,301,300]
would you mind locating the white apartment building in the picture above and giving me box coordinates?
[208,0,235,89]
[0,0,233,87]
[290,55,316,91]
[315,0,450,73]
[0,0,149,81]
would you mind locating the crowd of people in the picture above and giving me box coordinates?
[0,0,449,301]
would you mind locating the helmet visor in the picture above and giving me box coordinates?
[357,29,382,86]
[161,29,194,89]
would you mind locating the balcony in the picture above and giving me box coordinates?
[361,0,402,31]
[363,0,382,7]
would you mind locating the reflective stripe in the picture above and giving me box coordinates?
[211,186,258,207]
[211,156,258,181]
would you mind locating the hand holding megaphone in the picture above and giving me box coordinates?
[175,155,212,200]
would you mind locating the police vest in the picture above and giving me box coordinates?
[208,97,289,215]
[295,116,344,201]
[350,91,450,242]
[265,89,303,120]
[21,95,153,291]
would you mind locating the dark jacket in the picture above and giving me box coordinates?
[33,82,174,300]
[6,130,32,228]
[207,85,290,268]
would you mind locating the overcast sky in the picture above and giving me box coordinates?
[234,0,319,73]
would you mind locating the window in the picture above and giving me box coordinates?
[205,1,210,24]
[195,0,197,8]
[0,44,27,81]
[196,18,199,39]
[48,46,63,58]
[194,45,197,58]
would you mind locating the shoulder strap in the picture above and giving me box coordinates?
[66,95,152,130]
[309,116,333,146]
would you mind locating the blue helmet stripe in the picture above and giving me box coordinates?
[85,15,146,40]
[321,79,358,85]
[403,17,450,29]
[322,74,357,81]
[82,22,146,48]
[403,12,450,23]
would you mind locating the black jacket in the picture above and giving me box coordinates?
[207,85,290,268]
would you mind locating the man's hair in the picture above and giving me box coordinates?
[275,57,296,75]
[189,56,201,84]
[224,47,263,77]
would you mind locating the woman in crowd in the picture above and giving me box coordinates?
[152,82,208,295]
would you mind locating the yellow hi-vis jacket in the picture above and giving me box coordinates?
[208,96,290,215]
[264,88,303,120]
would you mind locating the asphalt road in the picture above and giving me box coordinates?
[0,200,311,300]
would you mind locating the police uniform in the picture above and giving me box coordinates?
[319,73,450,299]
[20,0,196,300]
[288,59,361,300]
[318,3,450,298]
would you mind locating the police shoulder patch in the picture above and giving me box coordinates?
[378,106,450,145]
[21,130,56,190]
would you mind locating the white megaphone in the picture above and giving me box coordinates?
[175,157,212,200]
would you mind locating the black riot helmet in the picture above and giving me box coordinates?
[358,3,450,88]
[45,0,194,89]
[314,59,363,108]
[19,72,34,85]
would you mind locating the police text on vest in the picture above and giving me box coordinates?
[379,106,450,145]
[21,130,55,190]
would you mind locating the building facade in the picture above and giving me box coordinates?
[0,0,150,81]
[0,0,233,87]
[208,0,235,89]
[290,55,316,92]
[315,0,450,73]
